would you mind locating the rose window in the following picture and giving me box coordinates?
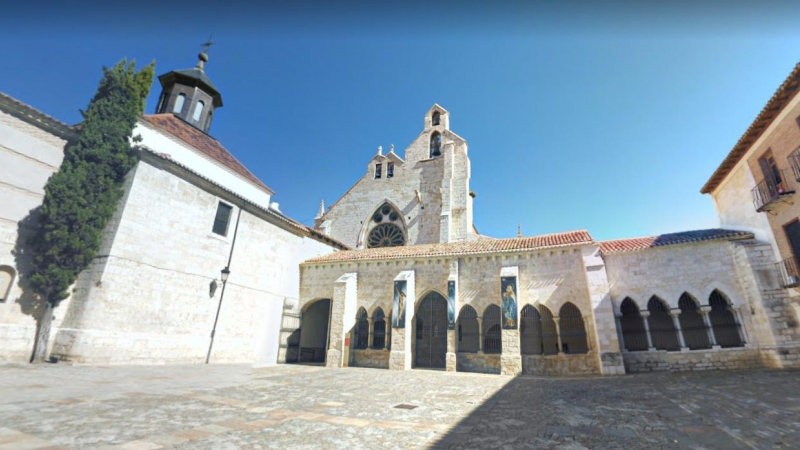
[368,223,405,248]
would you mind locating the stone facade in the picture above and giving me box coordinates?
[0,89,340,366]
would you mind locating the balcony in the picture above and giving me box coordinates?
[752,169,796,212]
[776,257,800,288]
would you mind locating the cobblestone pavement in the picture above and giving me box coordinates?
[0,363,798,449]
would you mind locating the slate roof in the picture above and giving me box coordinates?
[701,62,800,194]
[303,230,594,264]
[598,229,753,255]
[140,114,273,194]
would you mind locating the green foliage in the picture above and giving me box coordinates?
[28,60,155,305]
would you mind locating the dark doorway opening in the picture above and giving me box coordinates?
[415,292,448,369]
[293,299,331,364]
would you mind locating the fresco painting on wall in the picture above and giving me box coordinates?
[447,280,456,330]
[501,276,518,329]
[393,280,407,328]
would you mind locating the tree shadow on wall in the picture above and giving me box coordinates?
[11,206,50,362]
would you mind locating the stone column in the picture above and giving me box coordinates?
[384,317,391,350]
[499,266,522,375]
[639,311,656,351]
[446,328,457,372]
[327,273,358,368]
[614,315,626,352]
[553,316,564,355]
[730,306,748,344]
[699,306,719,347]
[389,270,415,370]
[476,317,483,353]
[367,318,373,349]
[669,310,688,350]
[580,246,625,375]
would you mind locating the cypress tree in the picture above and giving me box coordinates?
[27,60,154,363]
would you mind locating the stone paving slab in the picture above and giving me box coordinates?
[0,363,798,449]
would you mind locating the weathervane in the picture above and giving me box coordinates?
[201,34,215,54]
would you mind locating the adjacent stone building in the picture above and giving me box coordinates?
[0,52,343,365]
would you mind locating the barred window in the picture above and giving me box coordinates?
[354,308,368,349]
[709,290,744,347]
[483,305,501,354]
[679,293,710,350]
[540,305,559,355]
[372,308,386,349]
[458,305,478,353]
[620,297,648,351]
[558,302,588,354]
[520,305,543,355]
[647,296,680,351]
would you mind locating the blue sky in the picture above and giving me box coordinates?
[3,1,800,241]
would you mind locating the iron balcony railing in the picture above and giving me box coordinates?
[752,169,796,212]
[776,257,800,289]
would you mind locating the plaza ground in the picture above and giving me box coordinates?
[0,363,798,449]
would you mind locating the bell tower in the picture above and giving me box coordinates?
[154,39,223,133]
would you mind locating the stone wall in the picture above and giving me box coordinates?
[622,348,765,373]
[352,348,390,369]
[317,107,473,248]
[522,352,600,376]
[299,244,611,375]
[0,108,71,362]
[457,352,500,374]
[43,157,336,365]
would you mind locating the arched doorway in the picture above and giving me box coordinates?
[295,299,331,364]
[415,292,448,369]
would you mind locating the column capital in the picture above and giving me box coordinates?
[639,311,651,318]
[699,306,712,314]
[669,310,681,318]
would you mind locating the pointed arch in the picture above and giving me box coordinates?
[540,305,559,355]
[457,305,478,353]
[709,290,744,347]
[559,302,588,354]
[372,307,386,349]
[678,293,710,350]
[430,132,442,158]
[482,305,501,354]
[520,304,543,355]
[647,296,680,351]
[620,297,648,351]
[360,200,407,249]
[354,307,368,349]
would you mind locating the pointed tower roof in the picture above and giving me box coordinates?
[158,51,223,108]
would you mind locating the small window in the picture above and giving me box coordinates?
[212,202,233,236]
[432,112,441,126]
[0,266,15,302]
[387,163,394,179]
[173,93,186,114]
[193,101,205,122]
[374,163,382,179]
[758,149,782,186]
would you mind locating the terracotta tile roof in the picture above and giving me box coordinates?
[599,229,753,255]
[701,62,800,194]
[140,114,273,194]
[303,230,593,264]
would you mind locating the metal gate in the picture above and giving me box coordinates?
[415,292,448,368]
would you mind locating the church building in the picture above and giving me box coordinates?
[289,97,800,376]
